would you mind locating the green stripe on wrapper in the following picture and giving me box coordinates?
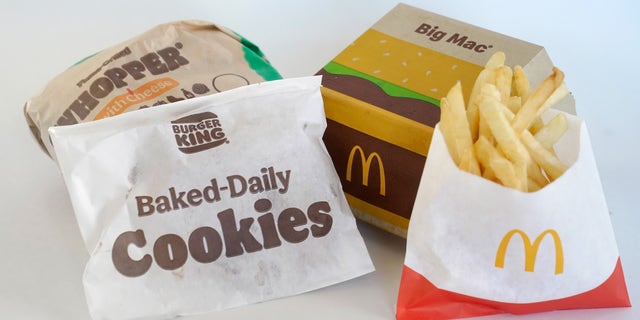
[236,33,282,81]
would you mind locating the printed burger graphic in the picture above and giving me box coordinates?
[171,112,228,153]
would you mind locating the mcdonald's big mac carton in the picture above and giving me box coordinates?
[317,3,573,237]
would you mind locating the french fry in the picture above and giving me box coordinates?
[441,82,478,173]
[534,113,568,150]
[479,95,529,186]
[512,65,530,102]
[484,51,505,69]
[466,51,505,141]
[439,97,460,165]
[521,130,568,181]
[529,118,545,135]
[478,84,502,143]
[527,84,568,135]
[507,96,522,114]
[459,146,481,175]
[536,82,569,119]
[526,157,551,190]
[511,67,564,134]
[495,65,513,106]
[475,136,522,190]
[438,51,570,192]
[527,177,543,192]
[467,68,495,141]
[482,165,497,181]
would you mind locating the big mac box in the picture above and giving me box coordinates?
[316,3,574,237]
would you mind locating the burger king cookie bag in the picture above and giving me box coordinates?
[49,76,374,320]
[396,54,630,319]
[25,20,281,159]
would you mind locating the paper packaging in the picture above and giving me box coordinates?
[396,110,630,318]
[25,20,282,159]
[49,76,374,320]
[316,3,574,237]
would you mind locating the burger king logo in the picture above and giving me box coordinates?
[171,112,228,154]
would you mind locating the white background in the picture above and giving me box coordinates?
[1,1,638,319]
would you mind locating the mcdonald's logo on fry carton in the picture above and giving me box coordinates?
[346,145,386,196]
[495,229,564,275]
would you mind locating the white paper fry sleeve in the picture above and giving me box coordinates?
[404,109,623,303]
[49,76,374,320]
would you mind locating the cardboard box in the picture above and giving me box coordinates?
[317,3,574,237]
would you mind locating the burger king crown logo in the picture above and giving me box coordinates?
[171,112,228,154]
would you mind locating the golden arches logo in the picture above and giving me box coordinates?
[346,145,386,196]
[495,229,564,275]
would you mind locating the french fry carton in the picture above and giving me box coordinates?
[316,3,574,237]
[396,109,630,318]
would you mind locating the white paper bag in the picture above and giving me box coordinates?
[50,76,374,320]
[397,110,630,319]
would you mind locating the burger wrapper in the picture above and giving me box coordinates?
[49,77,374,320]
[396,110,630,319]
[25,20,282,159]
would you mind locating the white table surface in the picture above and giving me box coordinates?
[1,1,638,319]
